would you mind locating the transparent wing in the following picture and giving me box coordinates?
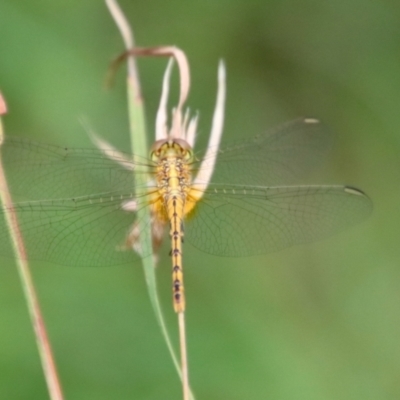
[192,118,332,186]
[185,184,372,257]
[0,137,157,266]
[1,137,153,201]
[0,193,156,267]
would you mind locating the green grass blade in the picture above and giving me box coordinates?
[106,1,195,398]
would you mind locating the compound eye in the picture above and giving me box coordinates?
[151,150,160,162]
[150,139,168,161]
[184,149,193,161]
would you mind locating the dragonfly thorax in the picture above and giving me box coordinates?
[149,136,195,221]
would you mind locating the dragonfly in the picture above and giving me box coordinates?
[0,118,372,312]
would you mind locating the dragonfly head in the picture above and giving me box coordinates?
[150,139,193,162]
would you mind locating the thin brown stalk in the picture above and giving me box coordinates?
[0,93,64,400]
[178,312,190,400]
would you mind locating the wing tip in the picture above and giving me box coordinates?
[303,117,320,124]
[344,185,368,197]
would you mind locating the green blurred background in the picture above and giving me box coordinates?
[0,1,398,399]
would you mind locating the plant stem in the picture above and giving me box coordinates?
[179,311,190,400]
[0,93,64,400]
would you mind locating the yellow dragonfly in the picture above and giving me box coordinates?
[0,117,372,312]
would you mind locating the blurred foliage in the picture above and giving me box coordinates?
[0,0,399,399]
